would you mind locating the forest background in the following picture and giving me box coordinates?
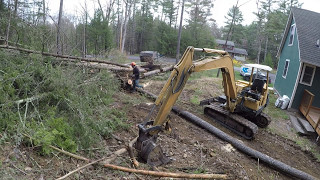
[0,0,308,68]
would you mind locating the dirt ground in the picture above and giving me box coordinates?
[1,76,320,179]
[137,77,320,179]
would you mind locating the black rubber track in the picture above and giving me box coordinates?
[137,89,316,180]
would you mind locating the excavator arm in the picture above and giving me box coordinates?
[135,46,237,166]
[153,46,237,127]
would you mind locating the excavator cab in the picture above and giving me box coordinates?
[236,64,272,112]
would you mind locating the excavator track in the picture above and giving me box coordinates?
[257,112,272,128]
[204,103,258,140]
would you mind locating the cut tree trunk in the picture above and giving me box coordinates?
[0,45,129,68]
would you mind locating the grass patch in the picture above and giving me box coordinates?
[295,138,320,161]
[188,68,242,81]
[189,69,219,80]
[192,168,207,174]
[190,95,200,105]
[234,71,242,81]
[264,93,289,120]
[310,149,320,161]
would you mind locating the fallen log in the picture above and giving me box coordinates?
[160,65,174,72]
[142,65,173,78]
[103,163,227,179]
[0,45,129,68]
[142,69,161,77]
[73,62,134,72]
[61,61,147,73]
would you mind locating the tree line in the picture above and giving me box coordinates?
[0,0,302,68]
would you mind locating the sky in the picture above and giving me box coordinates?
[47,0,320,27]
[212,0,320,27]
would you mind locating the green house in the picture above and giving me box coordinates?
[274,8,320,109]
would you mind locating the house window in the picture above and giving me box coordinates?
[300,64,316,86]
[282,59,290,78]
[288,24,296,46]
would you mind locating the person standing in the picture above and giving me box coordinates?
[131,62,143,91]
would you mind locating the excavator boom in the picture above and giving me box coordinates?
[152,47,238,127]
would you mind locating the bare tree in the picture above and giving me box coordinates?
[81,1,88,58]
[129,0,137,54]
[106,0,115,26]
[255,0,264,64]
[121,0,133,53]
[14,0,18,16]
[41,0,46,52]
[6,0,12,45]
[175,0,185,63]
[262,0,274,62]
[174,0,181,29]
[56,0,63,54]
[97,0,106,21]
[217,0,239,77]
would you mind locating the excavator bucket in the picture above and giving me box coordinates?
[134,121,170,166]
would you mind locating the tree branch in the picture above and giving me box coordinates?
[55,157,105,180]
[103,163,228,179]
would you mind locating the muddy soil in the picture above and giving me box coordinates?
[1,76,320,179]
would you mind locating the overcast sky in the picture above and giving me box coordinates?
[47,0,320,27]
[212,0,320,27]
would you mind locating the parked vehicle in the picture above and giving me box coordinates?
[240,65,257,76]
[139,51,159,64]
[242,66,271,84]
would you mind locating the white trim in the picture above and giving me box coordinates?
[282,59,290,78]
[289,20,301,109]
[274,55,281,86]
[299,63,316,86]
[289,62,302,108]
[277,12,293,57]
[288,24,296,46]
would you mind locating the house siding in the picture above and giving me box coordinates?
[291,66,320,108]
[274,19,300,100]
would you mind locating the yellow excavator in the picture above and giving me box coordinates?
[135,46,272,166]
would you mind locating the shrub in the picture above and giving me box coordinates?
[0,49,129,154]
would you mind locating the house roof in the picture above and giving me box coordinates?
[234,48,248,56]
[216,39,235,46]
[278,8,320,66]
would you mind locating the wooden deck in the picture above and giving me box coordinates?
[299,90,320,136]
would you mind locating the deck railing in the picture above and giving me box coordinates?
[299,89,320,136]
[299,89,314,117]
